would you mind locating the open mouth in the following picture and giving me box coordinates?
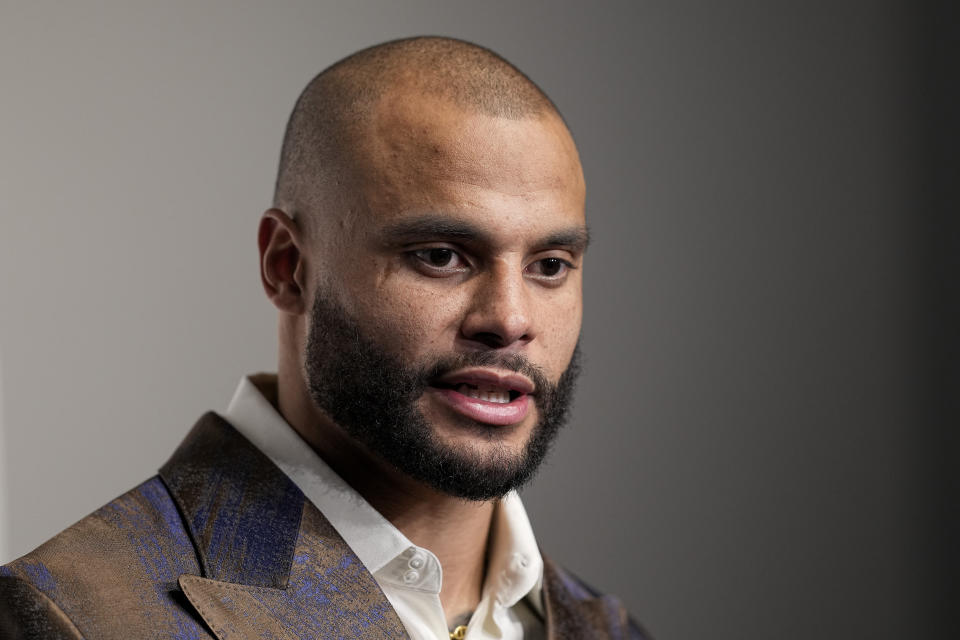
[432,382,523,404]
[427,369,534,426]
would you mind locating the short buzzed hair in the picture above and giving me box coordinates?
[273,36,561,213]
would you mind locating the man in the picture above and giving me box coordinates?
[0,37,647,639]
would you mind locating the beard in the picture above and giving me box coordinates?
[304,288,581,501]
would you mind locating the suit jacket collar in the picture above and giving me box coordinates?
[176,500,410,639]
[159,412,410,639]
[542,557,644,639]
[157,412,641,639]
[159,412,305,589]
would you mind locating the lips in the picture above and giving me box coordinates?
[429,368,535,426]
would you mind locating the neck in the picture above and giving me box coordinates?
[375,481,494,626]
[277,361,493,625]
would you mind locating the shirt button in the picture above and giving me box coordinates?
[409,555,425,569]
[510,553,528,573]
[403,569,420,584]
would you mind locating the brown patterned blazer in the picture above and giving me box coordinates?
[0,413,648,639]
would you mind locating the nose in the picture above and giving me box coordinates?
[460,262,534,350]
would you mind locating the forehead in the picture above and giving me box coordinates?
[348,90,586,238]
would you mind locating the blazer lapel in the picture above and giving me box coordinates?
[542,556,648,640]
[159,413,409,640]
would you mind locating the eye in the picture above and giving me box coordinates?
[410,247,469,274]
[526,257,574,281]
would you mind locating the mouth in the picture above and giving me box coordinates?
[428,368,535,426]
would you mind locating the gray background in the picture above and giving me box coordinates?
[0,2,955,639]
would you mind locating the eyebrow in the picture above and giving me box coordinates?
[380,214,591,252]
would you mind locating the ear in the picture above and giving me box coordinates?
[258,208,307,314]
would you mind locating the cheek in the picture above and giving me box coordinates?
[533,287,583,374]
[349,272,468,360]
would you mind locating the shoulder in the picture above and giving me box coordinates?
[0,475,202,638]
[542,556,653,640]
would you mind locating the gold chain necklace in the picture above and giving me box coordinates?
[449,625,468,640]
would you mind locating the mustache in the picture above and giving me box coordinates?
[417,351,551,394]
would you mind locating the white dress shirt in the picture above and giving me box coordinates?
[220,375,546,640]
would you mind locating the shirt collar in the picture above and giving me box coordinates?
[486,491,544,612]
[220,374,543,611]
[221,374,410,575]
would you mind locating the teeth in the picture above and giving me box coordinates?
[455,384,511,404]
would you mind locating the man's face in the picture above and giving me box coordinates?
[302,92,587,499]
